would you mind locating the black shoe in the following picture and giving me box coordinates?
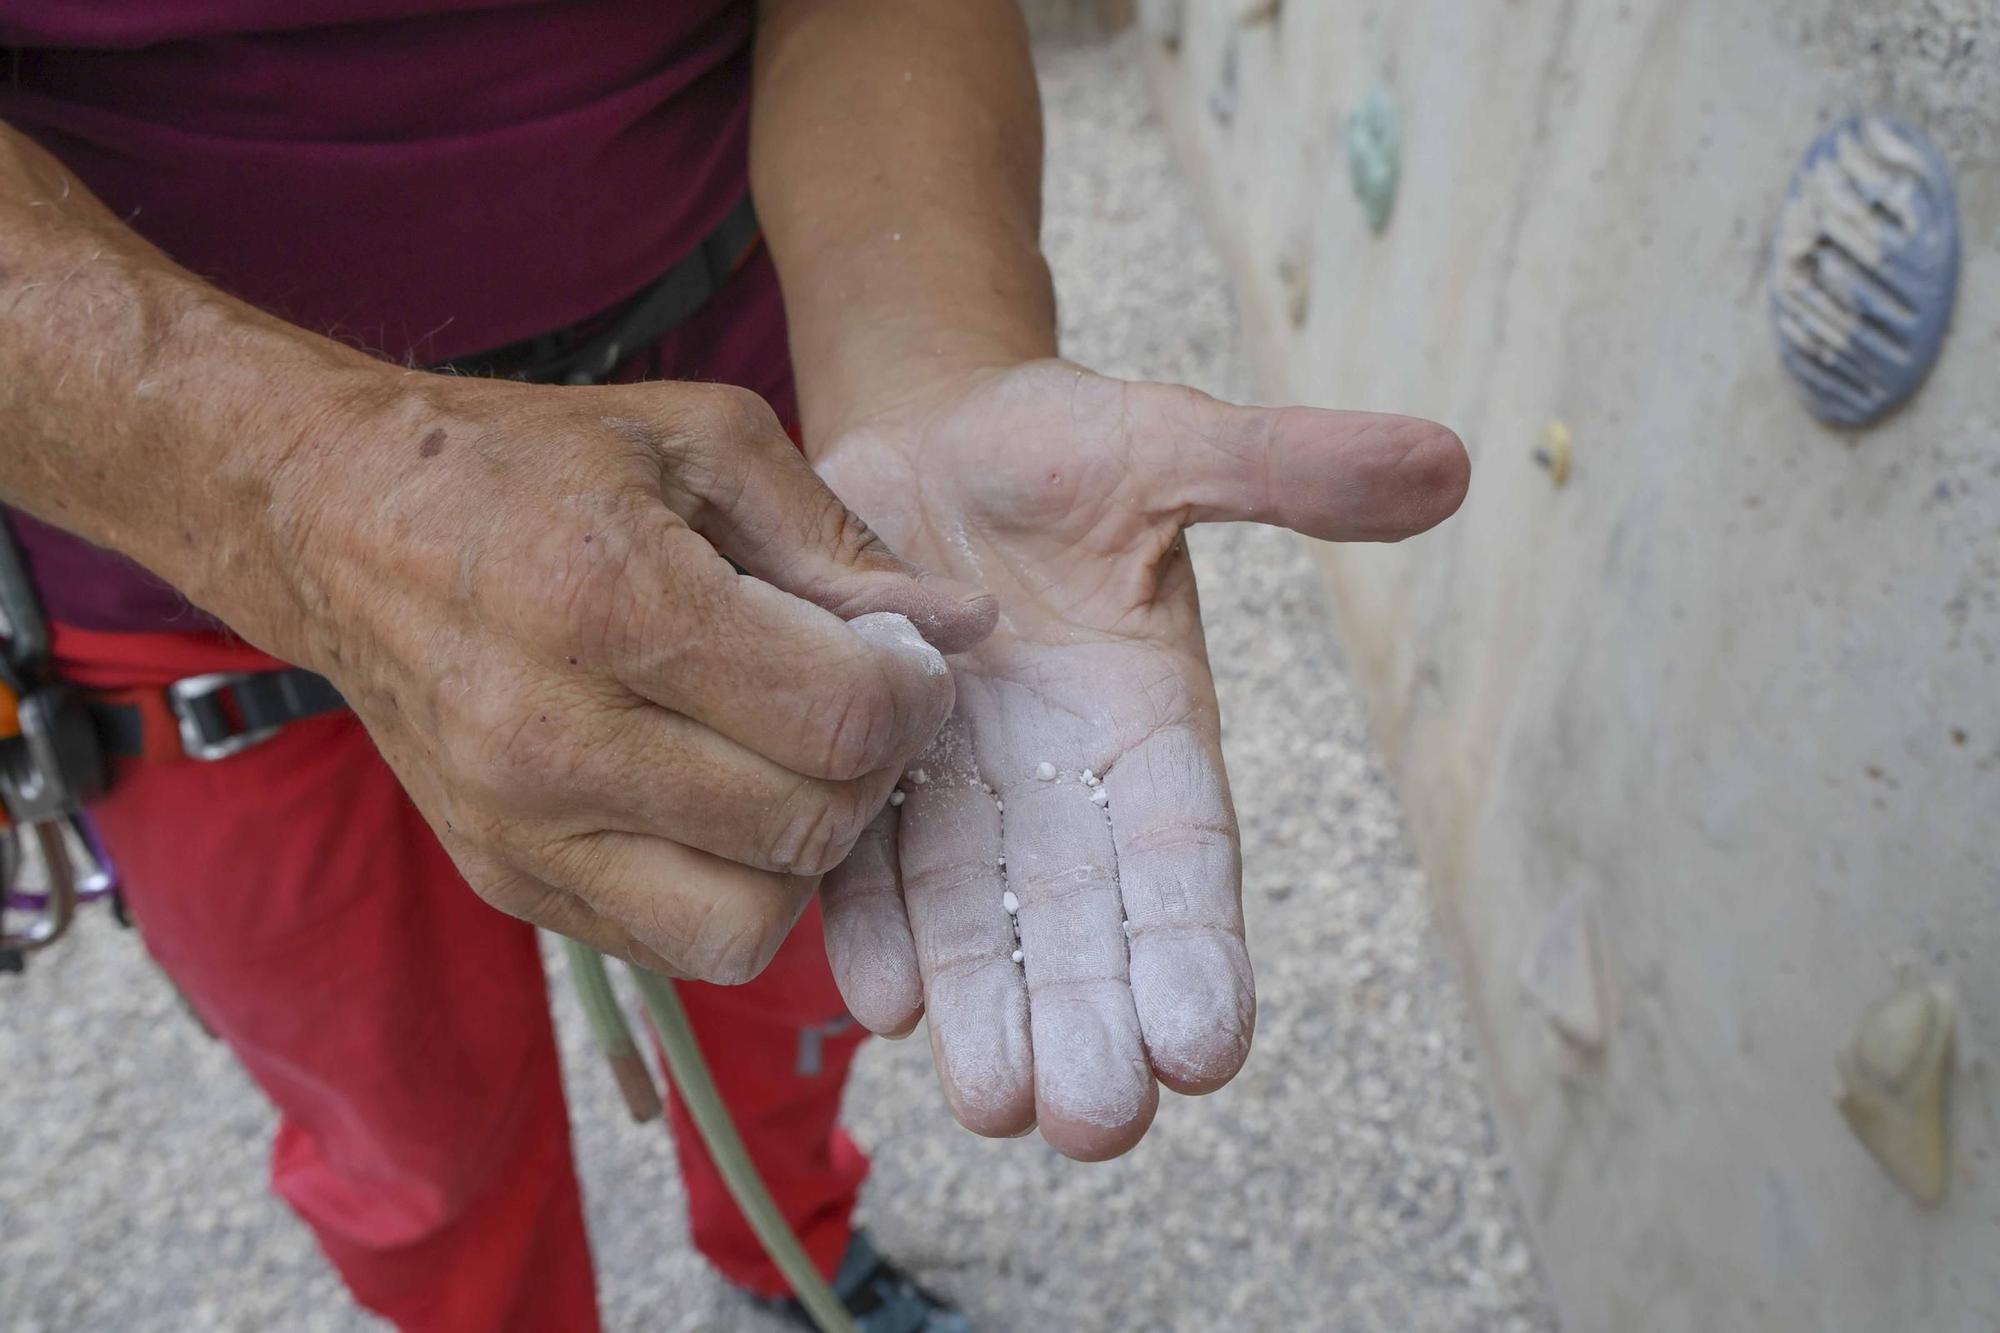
[760,1228,970,1333]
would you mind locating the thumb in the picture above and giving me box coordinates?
[690,414,998,654]
[1138,383,1470,542]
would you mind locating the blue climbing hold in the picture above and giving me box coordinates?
[1769,115,1960,428]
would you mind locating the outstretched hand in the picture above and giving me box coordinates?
[813,361,1467,1159]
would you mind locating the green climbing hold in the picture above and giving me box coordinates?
[1344,85,1400,233]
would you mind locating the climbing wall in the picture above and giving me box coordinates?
[1140,2,1999,1329]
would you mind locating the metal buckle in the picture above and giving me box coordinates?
[166,672,280,761]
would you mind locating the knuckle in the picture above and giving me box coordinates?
[689,897,792,986]
[811,488,889,566]
[761,779,871,876]
[811,668,897,780]
[690,383,784,453]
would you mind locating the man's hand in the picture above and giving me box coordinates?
[258,374,997,981]
[814,361,1468,1158]
[0,124,1001,982]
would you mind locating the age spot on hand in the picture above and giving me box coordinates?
[418,429,447,459]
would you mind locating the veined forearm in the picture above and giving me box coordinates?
[0,123,390,641]
[751,0,1059,446]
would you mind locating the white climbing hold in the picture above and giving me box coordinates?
[1090,787,1110,807]
[1001,890,1020,915]
[910,768,929,785]
[1011,949,1024,964]
[888,791,905,807]
[1838,982,1955,1204]
[1519,889,1606,1051]
[1081,768,1099,787]
[1035,761,1057,781]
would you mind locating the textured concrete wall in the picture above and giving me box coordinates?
[1142,3,1999,1330]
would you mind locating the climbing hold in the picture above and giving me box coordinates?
[1138,0,1183,51]
[1769,114,1960,427]
[1209,37,1239,128]
[1837,982,1954,1204]
[1534,420,1572,487]
[1518,889,1605,1052]
[1344,86,1400,234]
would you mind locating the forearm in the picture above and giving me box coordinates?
[751,0,1058,446]
[0,123,391,646]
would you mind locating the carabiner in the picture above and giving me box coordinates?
[0,819,78,956]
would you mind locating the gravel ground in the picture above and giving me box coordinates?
[0,31,1557,1333]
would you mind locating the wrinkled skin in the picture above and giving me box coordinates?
[267,375,997,984]
[815,361,1469,1159]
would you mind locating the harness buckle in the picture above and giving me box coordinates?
[166,672,282,762]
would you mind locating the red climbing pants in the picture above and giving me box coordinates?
[54,622,871,1332]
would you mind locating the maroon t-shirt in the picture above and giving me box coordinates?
[0,0,792,631]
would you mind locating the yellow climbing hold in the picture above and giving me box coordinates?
[1837,982,1954,1205]
[1536,420,1572,488]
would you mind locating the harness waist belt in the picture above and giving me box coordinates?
[91,668,346,764]
[431,193,760,386]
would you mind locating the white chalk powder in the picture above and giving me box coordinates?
[889,791,905,807]
[910,768,929,785]
[1002,890,1020,914]
[1035,761,1057,781]
[1011,949,1024,964]
[1090,787,1110,807]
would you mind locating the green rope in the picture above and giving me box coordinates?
[563,947,859,1333]
[561,937,661,1122]
[626,966,861,1333]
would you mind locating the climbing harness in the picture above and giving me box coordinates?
[0,520,344,971]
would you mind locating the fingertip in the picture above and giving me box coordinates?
[1028,988,1158,1161]
[910,586,999,655]
[1393,419,1471,538]
[1148,1021,1254,1097]
[1038,1086,1159,1162]
[826,924,925,1036]
[820,809,925,1034]
[946,1084,1038,1140]
[923,967,1035,1138]
[846,609,950,678]
[824,933,924,1036]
